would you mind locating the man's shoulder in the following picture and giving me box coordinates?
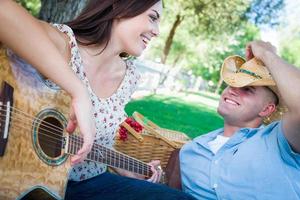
[257,120,281,136]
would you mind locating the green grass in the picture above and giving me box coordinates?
[183,90,221,101]
[125,94,223,139]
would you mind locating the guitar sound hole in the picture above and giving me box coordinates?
[38,117,63,158]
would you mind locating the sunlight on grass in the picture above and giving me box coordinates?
[125,94,223,139]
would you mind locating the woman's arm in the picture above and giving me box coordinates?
[0,0,96,164]
[0,0,79,94]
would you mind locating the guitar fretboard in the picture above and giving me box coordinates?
[66,135,152,177]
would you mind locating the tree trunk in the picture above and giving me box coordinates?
[161,14,183,64]
[39,0,90,23]
[158,53,182,87]
[154,54,182,94]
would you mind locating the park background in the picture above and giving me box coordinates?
[19,0,300,138]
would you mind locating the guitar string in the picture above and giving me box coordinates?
[89,137,151,175]
[0,109,152,175]
[0,118,151,176]
[0,109,151,173]
[66,133,150,175]
[0,104,152,175]
[1,104,65,132]
[2,116,147,176]
[0,104,151,170]
[0,114,64,142]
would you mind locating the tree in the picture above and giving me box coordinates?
[161,14,184,64]
[17,0,41,16]
[160,0,248,64]
[159,0,284,64]
[190,23,260,93]
[278,0,300,67]
[245,0,284,27]
[279,27,300,67]
[17,0,89,23]
[39,0,89,23]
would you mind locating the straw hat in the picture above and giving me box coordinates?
[220,55,287,124]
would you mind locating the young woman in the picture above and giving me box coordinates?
[0,0,196,199]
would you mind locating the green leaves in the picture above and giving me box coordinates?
[16,0,41,17]
[146,0,283,93]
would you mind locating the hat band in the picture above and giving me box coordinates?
[237,69,262,79]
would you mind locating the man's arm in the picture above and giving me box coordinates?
[246,40,300,153]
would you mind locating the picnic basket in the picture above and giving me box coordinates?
[132,111,190,144]
[114,112,191,169]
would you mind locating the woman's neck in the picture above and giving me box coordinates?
[78,41,124,73]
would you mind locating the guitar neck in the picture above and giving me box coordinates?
[65,135,152,177]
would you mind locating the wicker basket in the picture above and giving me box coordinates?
[114,112,190,169]
[132,111,190,143]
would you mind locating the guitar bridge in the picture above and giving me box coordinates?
[63,135,69,154]
[0,82,14,156]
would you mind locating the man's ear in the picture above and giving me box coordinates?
[259,103,276,117]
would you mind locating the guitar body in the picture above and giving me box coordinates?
[0,48,71,199]
[0,47,169,199]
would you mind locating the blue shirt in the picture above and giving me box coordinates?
[180,121,300,200]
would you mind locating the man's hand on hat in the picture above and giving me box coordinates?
[246,40,277,62]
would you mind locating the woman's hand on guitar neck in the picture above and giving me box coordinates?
[66,89,96,165]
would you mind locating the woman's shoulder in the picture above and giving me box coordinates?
[125,59,138,72]
[125,59,141,81]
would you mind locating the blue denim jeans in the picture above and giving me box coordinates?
[65,172,196,200]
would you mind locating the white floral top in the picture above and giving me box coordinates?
[53,24,140,181]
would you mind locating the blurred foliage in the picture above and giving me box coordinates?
[146,0,284,93]
[245,0,284,27]
[16,0,41,16]
[194,23,260,81]
[156,0,251,64]
[278,1,300,68]
[279,27,300,67]
[18,0,295,92]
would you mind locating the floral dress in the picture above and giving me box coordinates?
[53,24,140,181]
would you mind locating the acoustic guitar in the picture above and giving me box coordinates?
[0,48,156,200]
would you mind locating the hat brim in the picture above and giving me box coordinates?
[221,55,275,87]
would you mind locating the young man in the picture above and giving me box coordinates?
[180,40,300,200]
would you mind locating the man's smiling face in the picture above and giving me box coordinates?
[217,86,274,124]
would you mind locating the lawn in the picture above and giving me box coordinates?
[125,93,224,139]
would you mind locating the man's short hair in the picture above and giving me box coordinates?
[265,86,279,106]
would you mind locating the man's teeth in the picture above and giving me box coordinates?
[225,98,238,105]
[142,36,150,43]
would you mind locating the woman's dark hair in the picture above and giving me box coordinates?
[67,0,160,53]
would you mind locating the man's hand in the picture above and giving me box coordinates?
[115,160,163,183]
[146,160,163,183]
[246,40,277,62]
[246,40,300,153]
[66,91,96,165]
